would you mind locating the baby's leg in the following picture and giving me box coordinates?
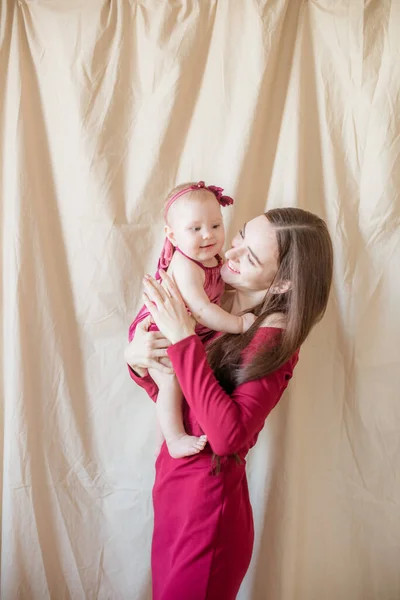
[149,368,207,459]
[154,419,165,458]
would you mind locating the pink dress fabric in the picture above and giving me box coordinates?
[129,247,225,345]
[128,327,300,600]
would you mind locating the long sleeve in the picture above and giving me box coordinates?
[126,316,158,402]
[167,334,298,456]
[127,364,158,402]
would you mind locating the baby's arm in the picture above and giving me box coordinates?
[170,256,253,334]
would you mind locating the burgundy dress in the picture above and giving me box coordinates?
[128,328,299,600]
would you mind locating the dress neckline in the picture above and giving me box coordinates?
[175,247,222,270]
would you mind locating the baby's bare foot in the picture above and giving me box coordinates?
[167,434,207,459]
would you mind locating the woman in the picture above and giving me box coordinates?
[125,208,333,600]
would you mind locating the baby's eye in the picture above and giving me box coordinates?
[248,255,255,266]
[212,224,221,229]
[192,227,201,232]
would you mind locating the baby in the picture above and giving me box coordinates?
[130,181,255,458]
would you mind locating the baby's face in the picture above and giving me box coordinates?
[166,192,225,263]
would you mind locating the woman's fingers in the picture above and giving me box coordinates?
[149,330,167,340]
[140,326,168,343]
[159,270,183,302]
[143,291,158,315]
[150,337,171,349]
[143,275,169,304]
[143,282,161,308]
[137,315,153,332]
[159,359,173,373]
[147,358,173,374]
[150,348,169,358]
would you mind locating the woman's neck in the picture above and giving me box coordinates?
[231,289,286,328]
[223,288,286,328]
[230,288,265,314]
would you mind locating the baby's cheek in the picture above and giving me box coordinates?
[216,240,225,255]
[218,229,226,244]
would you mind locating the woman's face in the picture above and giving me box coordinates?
[221,215,279,293]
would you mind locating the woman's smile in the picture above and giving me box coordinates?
[227,260,240,274]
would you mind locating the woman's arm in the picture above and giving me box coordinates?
[167,334,296,455]
[125,315,172,402]
[141,271,296,452]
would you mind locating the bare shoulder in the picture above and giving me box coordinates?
[169,251,205,284]
[260,312,287,329]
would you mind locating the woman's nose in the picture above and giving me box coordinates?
[231,232,243,248]
[226,234,243,256]
[225,245,241,260]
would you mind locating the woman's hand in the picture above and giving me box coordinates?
[124,315,173,376]
[143,270,196,345]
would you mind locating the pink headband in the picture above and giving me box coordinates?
[164,180,234,216]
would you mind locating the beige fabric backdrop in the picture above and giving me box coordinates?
[1,0,400,598]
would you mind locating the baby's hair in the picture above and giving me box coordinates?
[164,182,217,224]
[164,182,197,207]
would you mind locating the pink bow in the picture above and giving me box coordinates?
[165,180,234,214]
[190,181,234,207]
[206,184,234,207]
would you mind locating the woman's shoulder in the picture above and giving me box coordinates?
[259,312,286,329]
[247,313,287,348]
[245,325,283,355]
[244,319,299,373]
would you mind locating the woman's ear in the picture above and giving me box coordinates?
[270,280,291,295]
[164,225,176,246]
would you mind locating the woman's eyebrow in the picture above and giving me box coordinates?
[242,222,262,265]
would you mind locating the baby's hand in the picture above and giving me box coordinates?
[241,312,257,332]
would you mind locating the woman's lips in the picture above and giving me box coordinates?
[227,260,240,274]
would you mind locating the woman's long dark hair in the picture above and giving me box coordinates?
[207,208,334,392]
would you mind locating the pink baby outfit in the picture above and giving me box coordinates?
[129,247,225,344]
[129,180,232,379]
